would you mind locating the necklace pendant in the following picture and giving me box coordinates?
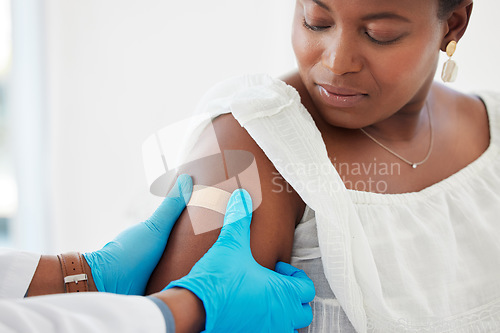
[412,163,417,169]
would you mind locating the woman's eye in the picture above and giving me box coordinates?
[303,18,331,32]
[365,31,404,45]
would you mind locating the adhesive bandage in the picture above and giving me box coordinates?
[187,185,232,214]
[143,118,262,235]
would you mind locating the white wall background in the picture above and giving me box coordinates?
[9,0,500,253]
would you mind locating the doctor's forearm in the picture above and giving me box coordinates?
[26,255,97,297]
[152,287,205,333]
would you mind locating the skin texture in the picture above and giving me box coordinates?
[146,0,488,293]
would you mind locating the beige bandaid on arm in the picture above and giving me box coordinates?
[187,185,232,214]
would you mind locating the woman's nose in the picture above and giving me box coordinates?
[321,35,363,75]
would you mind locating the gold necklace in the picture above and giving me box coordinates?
[359,102,434,169]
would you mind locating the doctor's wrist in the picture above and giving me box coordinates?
[151,287,205,333]
[26,255,65,297]
[26,254,97,297]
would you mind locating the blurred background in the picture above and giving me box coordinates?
[0,0,497,253]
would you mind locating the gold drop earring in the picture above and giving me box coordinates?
[441,40,458,82]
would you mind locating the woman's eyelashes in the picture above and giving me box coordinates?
[303,18,405,45]
[365,31,406,45]
[302,18,331,31]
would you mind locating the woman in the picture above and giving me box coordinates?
[147,0,500,331]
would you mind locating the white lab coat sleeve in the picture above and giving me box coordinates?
[0,293,168,333]
[0,248,41,299]
[0,249,174,332]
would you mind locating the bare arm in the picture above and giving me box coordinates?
[146,114,305,294]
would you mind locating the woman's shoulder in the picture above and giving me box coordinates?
[454,86,500,145]
[474,89,500,141]
[433,83,493,146]
[205,112,306,223]
[193,73,303,180]
[194,73,302,119]
[434,83,500,123]
[187,74,307,228]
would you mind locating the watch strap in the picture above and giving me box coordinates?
[57,252,89,293]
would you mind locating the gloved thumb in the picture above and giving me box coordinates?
[145,174,193,234]
[216,189,253,247]
[275,261,316,304]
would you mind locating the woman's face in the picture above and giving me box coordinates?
[292,0,447,128]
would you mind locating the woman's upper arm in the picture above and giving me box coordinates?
[145,114,305,294]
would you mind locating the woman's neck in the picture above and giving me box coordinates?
[361,100,431,143]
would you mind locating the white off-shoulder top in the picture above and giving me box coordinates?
[189,74,500,333]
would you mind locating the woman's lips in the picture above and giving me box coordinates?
[317,84,367,108]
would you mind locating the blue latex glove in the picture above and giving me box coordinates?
[167,189,315,332]
[83,174,193,295]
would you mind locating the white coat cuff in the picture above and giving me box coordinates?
[0,248,41,299]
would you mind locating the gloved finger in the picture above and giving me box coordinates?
[275,261,316,303]
[294,303,313,330]
[216,189,253,247]
[224,189,252,226]
[145,174,193,234]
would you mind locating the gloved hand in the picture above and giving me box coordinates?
[83,174,193,295]
[167,189,315,332]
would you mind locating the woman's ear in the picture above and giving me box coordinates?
[441,0,473,51]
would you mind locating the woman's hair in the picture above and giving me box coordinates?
[438,0,465,19]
